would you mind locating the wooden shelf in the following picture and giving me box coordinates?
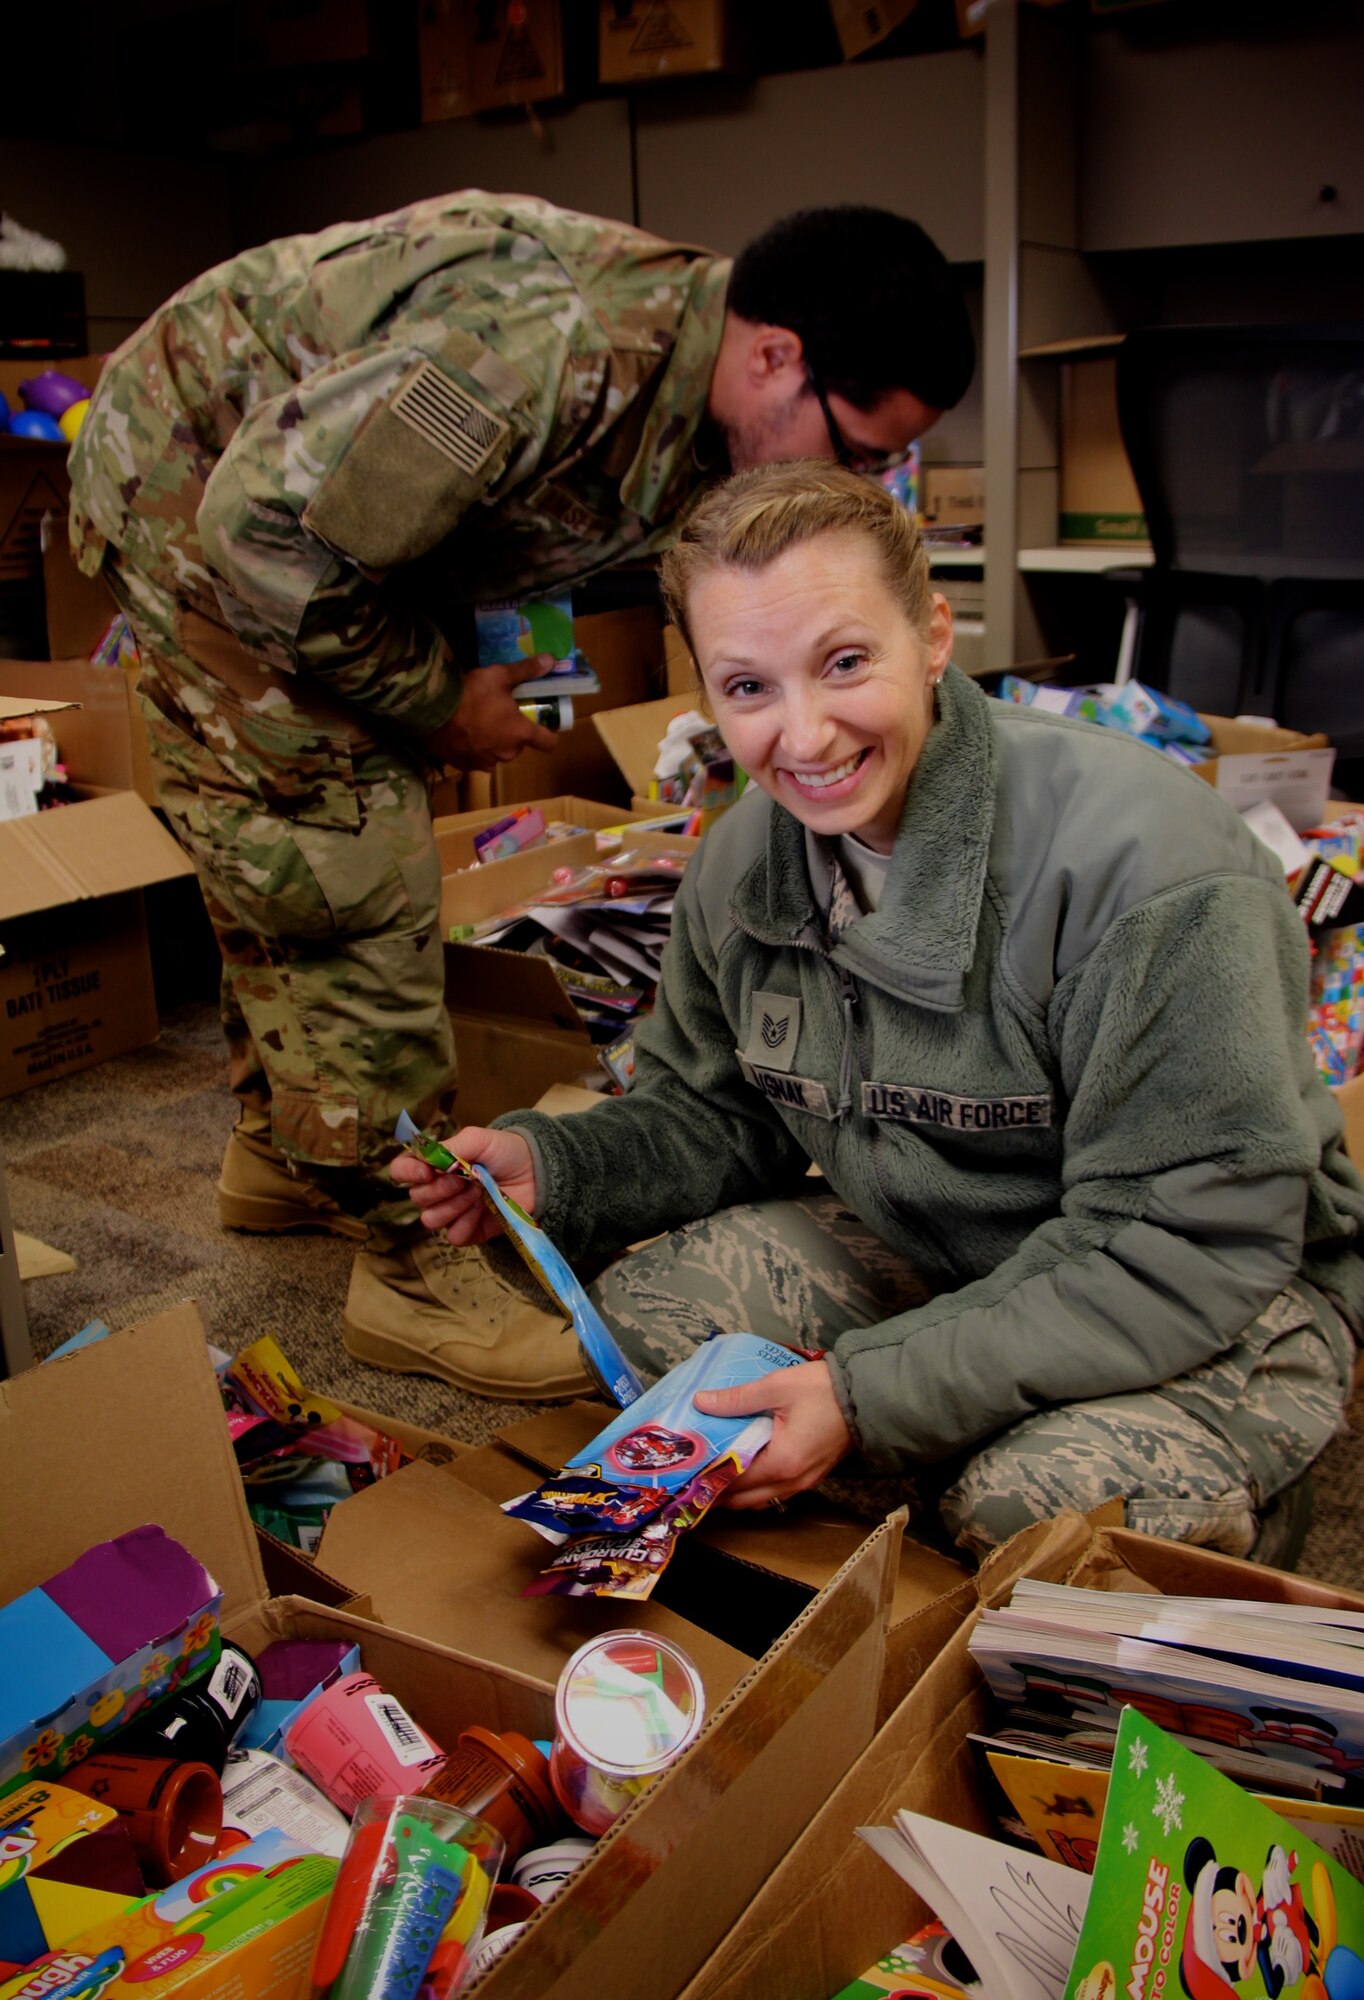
[927,547,986,568]
[1017,545,1153,574]
[1017,334,1126,360]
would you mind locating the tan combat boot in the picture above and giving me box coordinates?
[342,1234,593,1399]
[218,1110,370,1241]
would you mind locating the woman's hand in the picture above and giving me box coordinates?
[693,1358,852,1508]
[389,1126,538,1244]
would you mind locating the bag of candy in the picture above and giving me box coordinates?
[504,1332,809,1600]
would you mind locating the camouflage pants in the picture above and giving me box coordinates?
[106,559,452,1232]
[587,1191,1357,1563]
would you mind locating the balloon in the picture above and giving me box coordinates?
[19,369,90,418]
[58,398,90,443]
[8,409,66,442]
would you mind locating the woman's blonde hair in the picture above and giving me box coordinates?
[659,459,931,658]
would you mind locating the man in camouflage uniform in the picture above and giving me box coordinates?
[67,191,974,1396]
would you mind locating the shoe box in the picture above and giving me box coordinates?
[0,1306,974,2000]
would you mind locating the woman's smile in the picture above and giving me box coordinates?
[779,746,873,800]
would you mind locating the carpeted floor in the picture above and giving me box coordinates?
[4,998,1364,1591]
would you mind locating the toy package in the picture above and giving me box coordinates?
[234,1640,362,1759]
[0,1828,335,2000]
[470,807,547,865]
[1308,920,1364,1086]
[504,1332,808,1601]
[650,710,745,812]
[0,1529,222,1801]
[309,1796,501,1999]
[395,1112,644,1408]
[0,1785,144,1977]
[831,1920,974,2000]
[994,677,1212,761]
[220,1336,410,1552]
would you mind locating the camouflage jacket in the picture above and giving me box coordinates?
[69,191,730,735]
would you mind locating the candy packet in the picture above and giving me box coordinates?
[519,1416,772,1601]
[504,1332,809,1600]
[394,1110,645,1406]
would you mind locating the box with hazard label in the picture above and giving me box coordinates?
[419,0,565,122]
[598,0,741,83]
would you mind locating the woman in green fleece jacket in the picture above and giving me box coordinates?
[393,462,1364,1563]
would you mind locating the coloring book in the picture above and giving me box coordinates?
[1063,1705,1364,2000]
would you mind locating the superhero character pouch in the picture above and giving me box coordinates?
[502,1333,809,1598]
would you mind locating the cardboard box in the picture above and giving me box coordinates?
[593,692,703,810]
[419,0,564,123]
[0,675,194,1098]
[433,794,664,873]
[681,1509,1364,2000]
[919,464,985,529]
[39,533,161,809]
[441,826,699,1124]
[1334,1072,1364,1173]
[598,0,738,83]
[1192,713,1334,831]
[1060,354,1148,546]
[0,1307,916,2000]
[663,624,697,698]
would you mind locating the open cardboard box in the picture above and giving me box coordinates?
[322,1395,971,1717]
[681,1508,1364,2000]
[313,1401,970,1998]
[1193,714,1335,831]
[39,531,158,807]
[0,674,194,1097]
[433,794,667,873]
[593,692,700,813]
[441,826,698,1126]
[0,1304,914,2000]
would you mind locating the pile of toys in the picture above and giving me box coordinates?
[0,1511,707,1996]
[995,676,1364,1087]
[0,368,91,444]
[995,673,1212,762]
[218,1335,411,1554]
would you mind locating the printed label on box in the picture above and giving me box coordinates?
[1213,747,1336,831]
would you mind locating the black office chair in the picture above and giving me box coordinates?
[1113,323,1364,788]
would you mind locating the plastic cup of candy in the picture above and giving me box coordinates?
[549,1630,705,1837]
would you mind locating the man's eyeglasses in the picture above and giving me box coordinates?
[806,367,914,478]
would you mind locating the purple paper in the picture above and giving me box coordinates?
[42,1525,216,1661]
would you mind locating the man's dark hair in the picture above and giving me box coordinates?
[728,205,975,413]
